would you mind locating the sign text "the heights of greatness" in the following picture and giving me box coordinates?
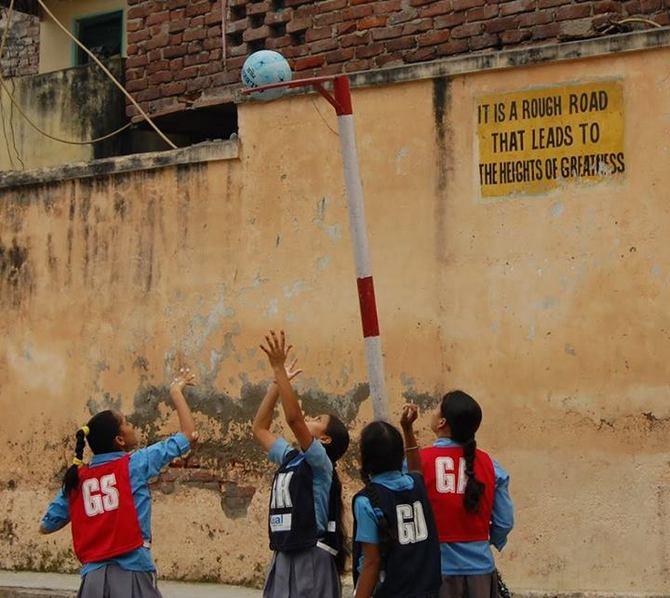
[476,81,625,198]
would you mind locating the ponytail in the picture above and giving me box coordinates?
[62,428,87,495]
[462,437,485,513]
[330,465,348,574]
[362,471,397,552]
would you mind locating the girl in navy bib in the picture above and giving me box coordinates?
[253,330,350,598]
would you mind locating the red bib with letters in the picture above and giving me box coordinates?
[420,445,496,543]
[69,453,144,563]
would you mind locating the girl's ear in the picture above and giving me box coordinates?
[437,418,449,432]
[320,434,333,446]
[113,435,126,451]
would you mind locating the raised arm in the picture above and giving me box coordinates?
[252,382,281,452]
[169,367,198,442]
[400,403,422,473]
[260,330,312,451]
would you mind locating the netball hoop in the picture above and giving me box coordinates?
[242,75,388,421]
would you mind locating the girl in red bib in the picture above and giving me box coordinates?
[402,391,514,598]
[39,369,198,598]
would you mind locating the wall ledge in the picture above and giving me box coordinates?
[0,140,239,190]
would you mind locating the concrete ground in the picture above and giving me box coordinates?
[0,571,357,598]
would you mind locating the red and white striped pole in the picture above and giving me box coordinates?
[332,76,388,422]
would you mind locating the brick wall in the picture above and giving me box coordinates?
[0,7,39,78]
[125,0,669,119]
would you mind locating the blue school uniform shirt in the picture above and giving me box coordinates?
[406,438,515,576]
[268,437,332,535]
[41,432,190,576]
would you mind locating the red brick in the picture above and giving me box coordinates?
[184,51,211,66]
[265,36,290,49]
[146,10,170,26]
[405,46,437,61]
[357,15,388,29]
[204,37,222,50]
[418,29,450,45]
[305,26,332,41]
[126,54,148,68]
[127,43,139,56]
[403,18,433,34]
[161,81,187,96]
[340,31,371,46]
[375,52,404,66]
[148,71,173,85]
[388,8,419,23]
[343,5,374,18]
[170,57,184,70]
[385,35,416,50]
[434,12,467,27]
[169,19,188,33]
[355,43,385,57]
[128,18,143,32]
[375,0,403,14]
[470,32,499,48]
[310,38,339,52]
[453,0,485,8]
[205,10,223,25]
[319,63,345,75]
[325,47,355,62]
[314,11,343,26]
[186,1,211,17]
[128,5,150,19]
[371,25,405,39]
[128,30,151,44]
[436,38,469,54]
[146,32,170,50]
[265,10,292,25]
[338,21,358,34]
[594,0,622,13]
[344,58,373,71]
[247,0,272,14]
[208,26,222,37]
[409,0,436,5]
[243,25,271,41]
[555,4,592,19]
[226,18,249,33]
[136,88,160,101]
[188,40,204,53]
[320,0,348,10]
[419,0,452,16]
[294,54,326,70]
[126,78,148,92]
[163,45,188,58]
[532,22,560,38]
[167,0,188,8]
[451,21,484,37]
[500,0,536,15]
[174,65,200,80]
[468,4,499,20]
[640,0,661,9]
[518,10,552,25]
[484,15,519,32]
[623,0,640,13]
[501,28,532,42]
[147,59,170,73]
[186,76,211,92]
[184,27,206,41]
[286,17,311,33]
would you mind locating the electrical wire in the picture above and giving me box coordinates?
[0,0,175,148]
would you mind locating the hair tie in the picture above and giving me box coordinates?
[80,425,90,437]
[72,457,84,467]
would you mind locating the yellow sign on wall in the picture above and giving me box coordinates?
[477,81,625,198]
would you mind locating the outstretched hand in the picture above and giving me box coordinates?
[170,367,196,393]
[260,330,294,373]
[400,403,419,429]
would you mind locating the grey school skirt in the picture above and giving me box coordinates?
[77,565,162,598]
[263,544,341,598]
[439,570,499,598]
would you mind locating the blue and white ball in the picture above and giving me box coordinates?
[242,50,292,101]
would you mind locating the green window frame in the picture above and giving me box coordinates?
[72,10,124,67]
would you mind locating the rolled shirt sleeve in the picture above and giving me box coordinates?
[489,460,514,551]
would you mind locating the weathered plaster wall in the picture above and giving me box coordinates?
[0,58,126,170]
[0,46,668,594]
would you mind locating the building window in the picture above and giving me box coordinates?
[74,10,123,66]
